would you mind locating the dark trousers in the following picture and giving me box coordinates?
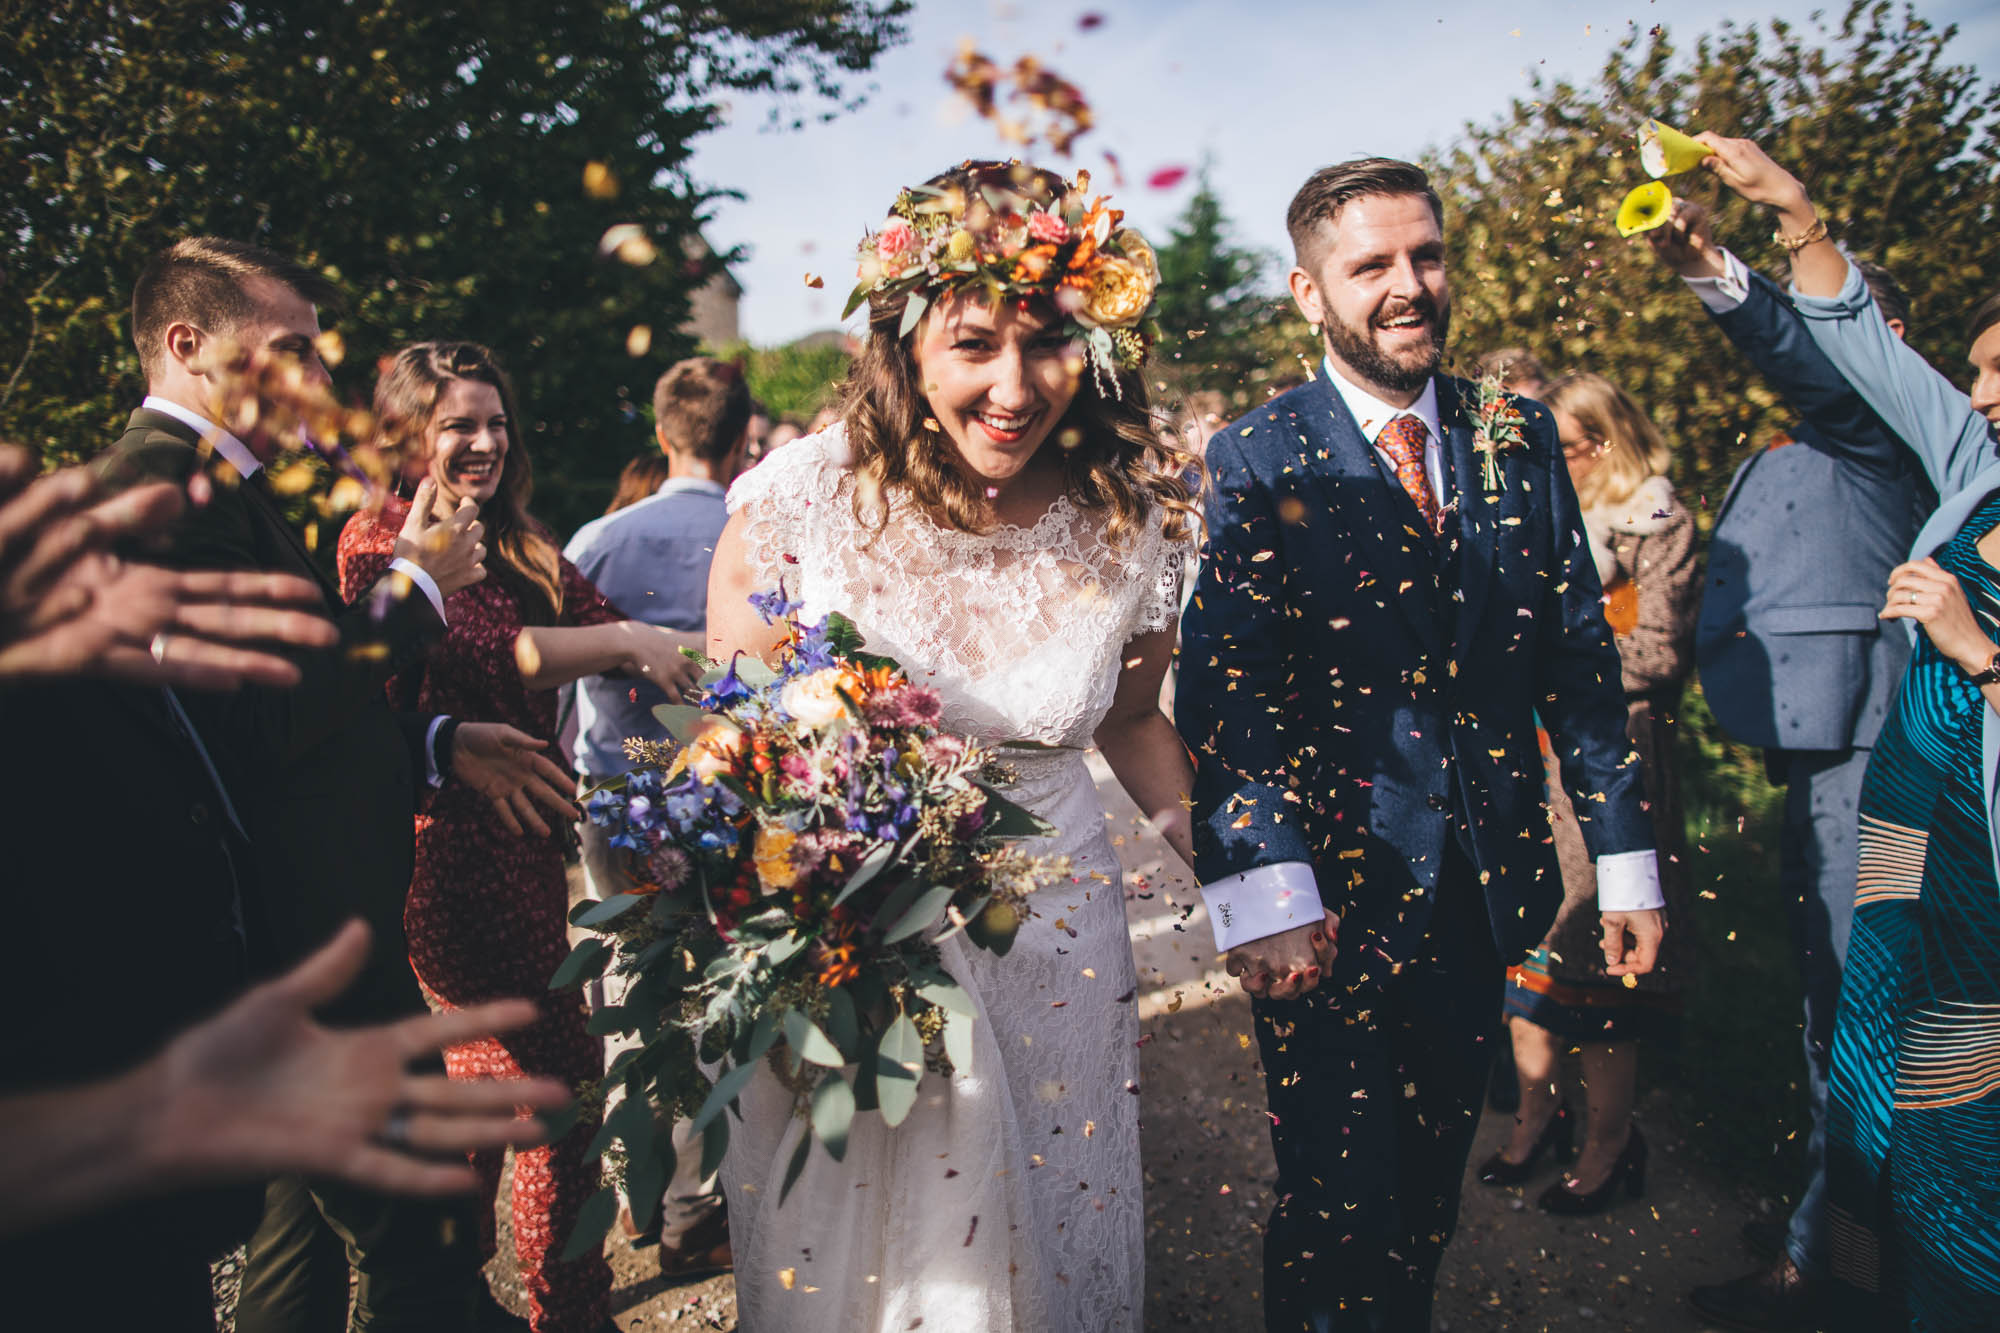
[1253,850,1504,1332]
[234,1176,485,1333]
[1774,746,1866,1279]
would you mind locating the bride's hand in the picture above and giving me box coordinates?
[1224,909,1339,1001]
[619,623,704,704]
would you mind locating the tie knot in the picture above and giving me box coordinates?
[1378,413,1428,463]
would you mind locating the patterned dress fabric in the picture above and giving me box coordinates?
[717,428,1188,1332]
[1827,487,2000,1331]
[1507,477,1701,1041]
[340,507,623,1333]
[1377,412,1441,535]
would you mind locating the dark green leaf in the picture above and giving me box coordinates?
[573,893,649,928]
[549,937,611,992]
[810,1071,856,1162]
[823,985,860,1060]
[882,884,955,943]
[699,1112,731,1181]
[831,840,897,908]
[690,1057,762,1135]
[973,785,1057,839]
[559,1186,618,1263]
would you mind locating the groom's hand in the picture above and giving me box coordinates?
[1224,910,1339,1001]
[1600,908,1665,978]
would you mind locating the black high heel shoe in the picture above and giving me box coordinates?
[1475,1099,1575,1186]
[1537,1122,1647,1215]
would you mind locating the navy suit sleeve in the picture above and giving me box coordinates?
[1175,424,1316,881]
[1522,403,1655,858]
[1709,267,1910,472]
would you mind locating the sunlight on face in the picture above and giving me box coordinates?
[1291,194,1451,402]
[910,292,1082,487]
[426,376,508,509]
[1553,408,1605,487]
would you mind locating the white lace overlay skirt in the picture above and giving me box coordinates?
[722,753,1144,1332]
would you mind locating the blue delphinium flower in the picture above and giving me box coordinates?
[705,651,757,709]
[748,585,801,624]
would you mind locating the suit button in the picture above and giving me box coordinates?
[189,801,211,827]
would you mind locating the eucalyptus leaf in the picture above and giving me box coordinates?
[690,1057,762,1134]
[783,1008,845,1067]
[764,931,808,968]
[831,841,897,909]
[973,785,1057,839]
[875,1012,924,1128]
[573,893,648,928]
[548,937,610,992]
[623,1134,673,1236]
[898,291,929,338]
[810,1071,856,1162]
[823,985,860,1060]
[559,1185,618,1263]
[584,1004,630,1037]
[841,280,872,320]
[650,703,710,741]
[943,1009,975,1075]
[916,979,976,1017]
[882,884,955,944]
[699,1112,730,1181]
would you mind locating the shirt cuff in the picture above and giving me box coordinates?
[1596,849,1666,912]
[388,557,448,625]
[1199,861,1323,952]
[424,715,451,789]
[1683,248,1750,313]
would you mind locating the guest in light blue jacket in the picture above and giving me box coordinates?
[1690,129,2000,1333]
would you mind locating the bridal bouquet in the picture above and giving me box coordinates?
[551,589,1065,1245]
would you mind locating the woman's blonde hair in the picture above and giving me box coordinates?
[834,162,1201,549]
[1541,372,1670,511]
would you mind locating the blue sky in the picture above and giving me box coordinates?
[686,0,2000,345]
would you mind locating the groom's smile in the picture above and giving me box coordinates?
[1287,192,1453,404]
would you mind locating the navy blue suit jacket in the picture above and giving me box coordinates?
[1695,268,1930,752]
[1176,374,1654,989]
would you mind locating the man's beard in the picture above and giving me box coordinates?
[1322,292,1450,396]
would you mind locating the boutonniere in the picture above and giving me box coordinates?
[1470,373,1529,493]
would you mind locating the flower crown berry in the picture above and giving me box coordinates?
[842,163,1160,395]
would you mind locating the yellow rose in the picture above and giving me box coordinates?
[780,667,861,731]
[1112,229,1159,283]
[753,827,800,894]
[945,229,977,263]
[1079,256,1154,329]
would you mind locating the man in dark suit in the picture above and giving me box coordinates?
[1177,159,1664,1332]
[1643,202,1931,1331]
[101,237,578,1332]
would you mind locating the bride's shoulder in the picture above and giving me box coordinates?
[726,424,854,516]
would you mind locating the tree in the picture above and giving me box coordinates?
[715,337,854,423]
[1422,1,1999,526]
[0,0,909,536]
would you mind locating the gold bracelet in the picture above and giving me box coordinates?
[1773,217,1828,253]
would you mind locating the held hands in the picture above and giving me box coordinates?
[1642,199,1726,280]
[619,623,704,704]
[143,920,569,1196]
[1599,908,1665,978]
[0,446,336,689]
[450,721,582,838]
[1881,558,1997,673]
[392,478,486,599]
[1224,910,1340,1001]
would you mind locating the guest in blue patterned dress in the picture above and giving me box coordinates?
[1682,131,2000,1330]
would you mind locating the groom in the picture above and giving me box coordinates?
[1177,158,1665,1331]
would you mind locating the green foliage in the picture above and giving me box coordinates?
[1422,0,2000,530]
[1,0,908,536]
[711,337,853,422]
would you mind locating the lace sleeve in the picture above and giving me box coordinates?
[1127,519,1192,640]
[725,428,849,594]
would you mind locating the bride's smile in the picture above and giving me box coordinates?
[913,291,1081,499]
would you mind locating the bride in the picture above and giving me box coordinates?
[705,161,1200,1331]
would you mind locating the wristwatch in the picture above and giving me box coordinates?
[1967,651,2000,687]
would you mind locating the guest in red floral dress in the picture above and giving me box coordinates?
[339,342,702,1333]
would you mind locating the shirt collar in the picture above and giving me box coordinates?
[140,394,263,479]
[655,476,726,499]
[1321,358,1441,449]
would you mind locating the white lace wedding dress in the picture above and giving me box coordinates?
[718,428,1185,1332]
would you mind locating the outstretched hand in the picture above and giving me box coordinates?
[450,721,582,837]
[144,920,569,1195]
[1224,909,1340,1001]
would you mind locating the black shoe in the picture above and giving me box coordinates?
[1475,1099,1575,1185]
[1742,1217,1788,1263]
[1688,1255,1827,1331]
[1537,1122,1646,1215]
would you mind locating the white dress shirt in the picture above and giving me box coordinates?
[1197,367,1665,951]
[1681,248,1753,314]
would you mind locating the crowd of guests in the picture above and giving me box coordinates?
[0,126,1997,1333]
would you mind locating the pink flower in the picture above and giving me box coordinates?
[864,685,945,729]
[875,219,917,274]
[1028,212,1070,246]
[644,845,690,893]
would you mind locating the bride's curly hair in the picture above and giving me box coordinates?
[833,162,1202,549]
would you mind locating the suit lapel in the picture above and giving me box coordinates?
[1298,378,1444,656]
[1438,378,1499,668]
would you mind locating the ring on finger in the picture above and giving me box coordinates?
[378,1104,414,1150]
[149,632,171,664]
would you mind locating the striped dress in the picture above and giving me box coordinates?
[1828,488,2000,1330]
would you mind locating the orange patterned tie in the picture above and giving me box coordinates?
[1377,413,1440,534]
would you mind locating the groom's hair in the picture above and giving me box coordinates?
[1286,159,1443,270]
[133,237,340,378]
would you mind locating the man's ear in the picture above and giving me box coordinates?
[655,422,672,454]
[163,321,207,374]
[1886,318,1908,342]
[1286,266,1324,330]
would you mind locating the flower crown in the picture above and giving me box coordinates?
[842,163,1159,394]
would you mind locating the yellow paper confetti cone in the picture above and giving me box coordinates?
[1616,181,1674,237]
[1638,118,1713,178]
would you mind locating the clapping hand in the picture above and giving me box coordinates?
[145,920,569,1196]
[391,478,486,599]
[1882,558,1997,674]
[450,721,582,837]
[1223,910,1340,1001]
[0,445,336,689]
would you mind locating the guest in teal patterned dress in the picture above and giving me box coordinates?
[1685,132,2000,1329]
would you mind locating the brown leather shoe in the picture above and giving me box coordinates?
[617,1202,662,1248]
[1688,1255,1828,1331]
[657,1233,733,1283]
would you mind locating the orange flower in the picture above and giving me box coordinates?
[1012,243,1059,283]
